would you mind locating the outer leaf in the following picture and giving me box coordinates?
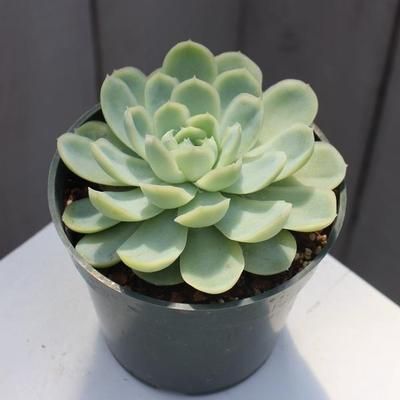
[57,133,121,186]
[75,121,112,141]
[154,101,190,137]
[162,40,217,83]
[171,78,220,117]
[62,198,118,234]
[214,68,261,110]
[250,184,337,232]
[88,188,163,221]
[174,138,217,181]
[75,121,133,155]
[195,159,242,192]
[144,72,178,115]
[216,51,262,84]
[175,192,230,228]
[293,142,347,189]
[91,138,157,186]
[123,106,152,159]
[180,227,244,294]
[141,182,197,209]
[216,196,292,243]
[113,66,146,105]
[133,262,183,286]
[242,230,297,275]
[224,151,286,194]
[76,223,139,268]
[100,75,137,147]
[220,93,263,154]
[117,211,188,272]
[246,123,314,181]
[260,79,318,142]
[144,135,186,183]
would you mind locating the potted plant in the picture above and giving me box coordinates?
[48,40,346,394]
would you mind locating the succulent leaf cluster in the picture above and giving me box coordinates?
[58,41,346,294]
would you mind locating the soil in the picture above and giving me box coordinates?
[63,173,335,304]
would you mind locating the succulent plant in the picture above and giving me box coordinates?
[57,40,346,294]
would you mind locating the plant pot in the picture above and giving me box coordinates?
[48,105,346,394]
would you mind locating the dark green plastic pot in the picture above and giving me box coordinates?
[48,105,346,394]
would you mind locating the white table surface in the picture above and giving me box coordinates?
[1,225,400,400]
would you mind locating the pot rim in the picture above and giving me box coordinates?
[48,104,347,311]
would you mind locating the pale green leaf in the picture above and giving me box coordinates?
[88,188,163,221]
[293,142,347,189]
[216,196,292,243]
[162,40,217,83]
[246,123,314,181]
[175,192,230,228]
[214,68,261,111]
[220,94,263,154]
[113,66,146,105]
[216,51,262,84]
[62,198,118,234]
[144,71,178,115]
[117,211,188,272]
[100,75,137,147]
[180,227,244,294]
[260,79,318,142]
[242,230,297,275]
[174,126,207,143]
[154,101,190,137]
[123,106,153,159]
[144,135,186,183]
[141,182,197,209]
[75,121,112,141]
[250,184,337,232]
[224,151,286,194]
[217,123,242,167]
[160,130,179,150]
[171,78,220,117]
[76,223,139,268]
[133,262,183,286]
[186,113,219,146]
[91,138,157,186]
[195,159,242,192]
[146,68,161,78]
[75,121,133,155]
[57,133,121,186]
[174,138,217,181]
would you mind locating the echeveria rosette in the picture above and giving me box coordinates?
[57,40,347,295]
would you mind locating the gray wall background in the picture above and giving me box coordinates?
[1,0,399,303]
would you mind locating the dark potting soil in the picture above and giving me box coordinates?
[63,174,334,304]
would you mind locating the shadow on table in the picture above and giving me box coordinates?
[78,327,328,400]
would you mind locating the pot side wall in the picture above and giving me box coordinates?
[77,257,312,394]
